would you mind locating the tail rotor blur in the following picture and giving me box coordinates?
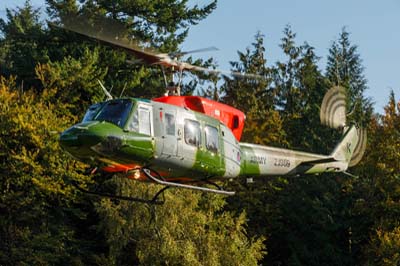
[320,86,347,129]
[320,86,367,167]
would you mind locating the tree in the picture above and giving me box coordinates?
[44,0,218,99]
[0,76,96,265]
[0,1,49,89]
[225,27,367,266]
[92,178,265,265]
[221,32,285,146]
[356,91,400,265]
[366,227,400,266]
[35,47,107,115]
[272,25,334,152]
[326,28,373,126]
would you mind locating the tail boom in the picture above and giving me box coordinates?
[239,126,359,177]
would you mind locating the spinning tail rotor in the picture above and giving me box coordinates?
[320,86,347,129]
[348,127,367,167]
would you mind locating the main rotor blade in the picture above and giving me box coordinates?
[184,64,264,79]
[56,13,263,79]
[170,46,219,58]
[57,13,171,66]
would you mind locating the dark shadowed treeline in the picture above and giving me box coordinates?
[0,1,399,265]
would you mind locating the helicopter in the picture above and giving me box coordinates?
[58,15,367,204]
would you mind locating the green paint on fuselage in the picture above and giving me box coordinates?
[191,112,226,178]
[239,144,261,176]
[60,119,155,166]
[117,133,154,164]
[193,148,225,177]
[61,98,230,181]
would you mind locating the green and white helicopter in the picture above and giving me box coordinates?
[58,17,367,204]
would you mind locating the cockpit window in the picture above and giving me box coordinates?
[82,102,104,122]
[94,99,133,128]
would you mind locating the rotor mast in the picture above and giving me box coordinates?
[161,64,183,96]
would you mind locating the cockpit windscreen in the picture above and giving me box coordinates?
[93,99,133,128]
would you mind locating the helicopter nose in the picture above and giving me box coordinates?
[59,122,104,156]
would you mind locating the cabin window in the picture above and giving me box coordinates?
[205,125,219,153]
[184,119,201,147]
[165,113,175,135]
[94,99,132,128]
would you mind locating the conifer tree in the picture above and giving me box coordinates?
[356,91,400,265]
[0,1,49,89]
[45,0,218,99]
[221,32,285,145]
[273,25,333,152]
[326,28,373,126]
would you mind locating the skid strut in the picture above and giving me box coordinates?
[73,167,234,205]
[142,168,235,196]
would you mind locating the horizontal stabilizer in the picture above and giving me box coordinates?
[302,157,337,165]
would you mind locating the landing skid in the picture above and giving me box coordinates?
[74,167,235,205]
[142,168,235,196]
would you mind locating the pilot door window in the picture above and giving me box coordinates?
[139,108,151,135]
[128,107,151,135]
[205,125,219,153]
[184,119,201,147]
[128,109,139,132]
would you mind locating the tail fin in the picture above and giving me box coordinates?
[330,126,360,166]
[300,126,361,173]
[320,86,367,168]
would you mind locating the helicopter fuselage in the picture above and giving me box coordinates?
[59,96,356,183]
[60,98,243,182]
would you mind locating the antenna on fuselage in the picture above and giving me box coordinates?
[119,83,128,98]
[98,80,113,100]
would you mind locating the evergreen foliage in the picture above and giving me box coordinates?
[0,1,49,89]
[221,32,286,146]
[357,90,400,265]
[326,28,373,126]
[0,76,92,265]
[272,25,334,152]
[35,47,107,114]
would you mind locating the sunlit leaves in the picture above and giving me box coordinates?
[366,227,400,266]
[0,76,92,265]
[94,179,265,265]
[36,47,107,114]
